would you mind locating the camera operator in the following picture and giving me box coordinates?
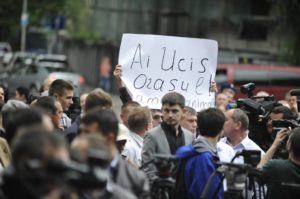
[80,109,150,198]
[266,106,295,136]
[71,134,137,199]
[257,127,300,198]
[175,108,225,199]
[264,106,296,158]
[0,126,70,199]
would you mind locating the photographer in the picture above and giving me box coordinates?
[80,109,150,198]
[71,134,137,199]
[258,127,300,198]
[264,106,296,158]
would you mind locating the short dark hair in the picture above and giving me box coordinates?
[48,79,73,96]
[197,108,225,137]
[272,106,296,120]
[288,128,300,159]
[33,96,57,115]
[85,88,112,112]
[81,109,119,140]
[16,86,29,102]
[4,109,43,145]
[11,127,67,170]
[128,107,151,133]
[161,92,185,108]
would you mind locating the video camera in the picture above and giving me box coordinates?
[142,154,177,199]
[227,83,280,134]
[272,119,300,132]
[1,149,110,199]
[201,150,263,199]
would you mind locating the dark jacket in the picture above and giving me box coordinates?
[119,87,132,104]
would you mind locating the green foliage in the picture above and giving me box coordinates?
[0,0,22,37]
[275,0,300,65]
[64,0,98,40]
[0,0,94,41]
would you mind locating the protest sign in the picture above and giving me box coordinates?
[118,34,218,111]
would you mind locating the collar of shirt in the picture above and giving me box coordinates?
[128,132,143,148]
[161,122,182,137]
[224,136,250,152]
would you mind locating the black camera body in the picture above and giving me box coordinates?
[272,119,300,139]
[1,150,110,199]
[240,82,256,97]
[272,119,300,130]
[149,154,177,199]
[229,83,280,133]
[227,83,282,151]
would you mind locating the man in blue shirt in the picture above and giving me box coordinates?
[175,108,225,199]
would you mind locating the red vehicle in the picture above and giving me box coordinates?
[216,64,300,100]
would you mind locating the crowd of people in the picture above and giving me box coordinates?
[0,64,298,199]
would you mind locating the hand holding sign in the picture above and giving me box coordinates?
[113,64,124,88]
[118,34,218,111]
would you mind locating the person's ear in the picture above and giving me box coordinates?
[235,121,242,130]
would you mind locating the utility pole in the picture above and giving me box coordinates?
[20,0,28,52]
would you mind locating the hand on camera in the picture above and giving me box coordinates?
[273,128,289,148]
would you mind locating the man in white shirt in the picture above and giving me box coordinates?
[122,107,152,167]
[220,109,265,163]
[220,108,265,198]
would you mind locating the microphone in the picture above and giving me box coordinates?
[290,89,300,96]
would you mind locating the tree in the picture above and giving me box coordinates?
[275,0,300,65]
[0,0,92,45]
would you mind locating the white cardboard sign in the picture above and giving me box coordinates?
[118,34,218,111]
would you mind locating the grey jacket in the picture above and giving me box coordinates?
[141,125,194,181]
[111,156,150,199]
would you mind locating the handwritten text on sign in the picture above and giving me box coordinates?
[118,34,218,111]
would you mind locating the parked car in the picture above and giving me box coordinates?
[0,43,13,70]
[216,64,300,100]
[0,57,85,97]
[34,54,68,68]
[0,42,12,54]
